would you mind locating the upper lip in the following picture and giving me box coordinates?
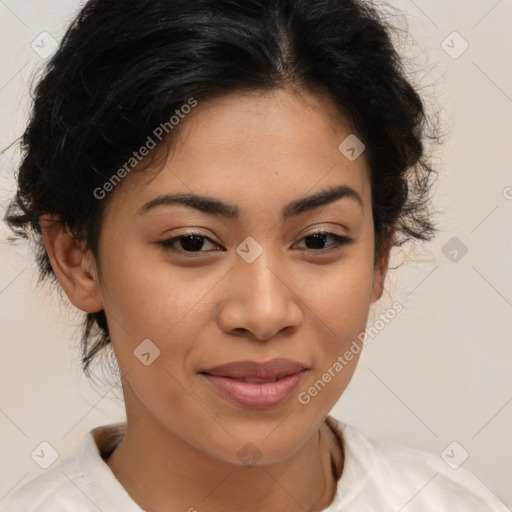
[201,358,308,379]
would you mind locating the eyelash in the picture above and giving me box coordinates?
[158,230,353,256]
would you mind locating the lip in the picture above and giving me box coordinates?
[200,358,308,409]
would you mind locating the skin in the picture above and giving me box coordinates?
[41,86,392,512]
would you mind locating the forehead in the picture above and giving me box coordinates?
[106,87,371,217]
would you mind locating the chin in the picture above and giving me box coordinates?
[205,432,306,468]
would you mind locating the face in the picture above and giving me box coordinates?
[62,87,389,465]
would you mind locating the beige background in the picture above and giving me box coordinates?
[1,0,511,506]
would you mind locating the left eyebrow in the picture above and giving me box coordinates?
[282,185,364,219]
[136,184,364,219]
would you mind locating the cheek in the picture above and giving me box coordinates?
[298,249,374,394]
[98,247,219,396]
[305,252,375,340]
[101,244,216,340]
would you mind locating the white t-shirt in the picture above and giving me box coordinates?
[1,415,508,511]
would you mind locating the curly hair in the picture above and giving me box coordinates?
[3,0,441,382]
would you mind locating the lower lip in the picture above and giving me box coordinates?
[201,371,306,409]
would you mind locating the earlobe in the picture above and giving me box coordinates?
[371,261,387,303]
[39,214,104,313]
[370,233,394,304]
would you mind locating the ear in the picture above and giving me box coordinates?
[39,214,104,313]
[370,230,394,304]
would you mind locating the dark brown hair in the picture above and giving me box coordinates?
[4,0,441,381]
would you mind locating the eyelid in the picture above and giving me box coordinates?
[158,231,222,250]
[293,230,353,251]
[157,228,353,255]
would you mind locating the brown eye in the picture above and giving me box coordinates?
[159,233,224,254]
[296,231,353,251]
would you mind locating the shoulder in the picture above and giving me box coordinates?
[325,416,509,511]
[0,454,92,512]
[0,423,127,512]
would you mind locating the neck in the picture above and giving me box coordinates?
[104,415,343,512]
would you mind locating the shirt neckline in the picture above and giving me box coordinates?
[82,416,357,512]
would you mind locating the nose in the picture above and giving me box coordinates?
[217,247,304,341]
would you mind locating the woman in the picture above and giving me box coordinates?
[2,0,507,510]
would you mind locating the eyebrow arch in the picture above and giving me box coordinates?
[136,184,364,219]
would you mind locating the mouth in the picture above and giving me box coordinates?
[200,358,307,379]
[228,376,286,383]
[199,358,308,409]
